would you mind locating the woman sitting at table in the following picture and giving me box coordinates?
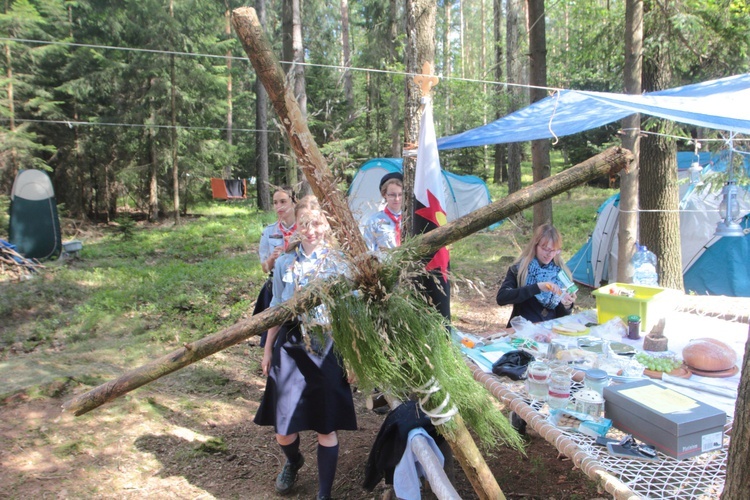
[496,224,576,327]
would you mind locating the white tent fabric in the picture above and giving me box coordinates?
[437,73,750,150]
[347,158,492,230]
[567,156,750,296]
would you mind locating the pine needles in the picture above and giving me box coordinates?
[324,261,524,452]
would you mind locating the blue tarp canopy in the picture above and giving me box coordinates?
[437,73,750,150]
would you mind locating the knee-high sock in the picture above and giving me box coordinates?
[280,435,302,464]
[317,443,339,497]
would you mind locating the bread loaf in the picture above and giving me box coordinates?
[682,338,737,372]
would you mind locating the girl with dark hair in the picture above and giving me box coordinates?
[253,186,296,347]
[362,172,403,252]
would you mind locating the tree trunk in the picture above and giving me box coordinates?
[640,42,683,290]
[403,0,436,234]
[4,42,17,183]
[505,0,523,196]
[170,0,179,224]
[617,0,643,284]
[443,0,452,136]
[493,0,505,185]
[388,0,401,158]
[340,0,353,115]
[255,0,270,211]
[224,1,234,180]
[171,58,179,224]
[722,323,750,499]
[148,91,159,223]
[527,0,552,227]
[281,0,305,191]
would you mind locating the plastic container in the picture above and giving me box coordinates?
[592,283,671,333]
[632,244,658,286]
[574,389,605,419]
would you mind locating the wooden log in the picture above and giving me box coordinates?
[415,146,633,258]
[62,286,319,416]
[446,415,506,500]
[231,7,368,263]
[62,147,630,417]
[232,8,502,498]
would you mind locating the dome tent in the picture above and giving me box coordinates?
[347,158,493,231]
[566,152,750,297]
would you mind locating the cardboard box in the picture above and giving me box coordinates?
[593,283,673,332]
[604,380,726,460]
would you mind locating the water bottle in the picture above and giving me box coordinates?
[632,244,658,286]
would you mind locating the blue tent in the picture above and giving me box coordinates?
[567,153,750,297]
[438,74,750,150]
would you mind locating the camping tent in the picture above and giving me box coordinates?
[567,152,750,297]
[347,158,493,229]
[8,169,62,260]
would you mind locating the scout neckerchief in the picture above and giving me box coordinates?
[383,207,402,246]
[278,221,297,250]
[526,257,563,309]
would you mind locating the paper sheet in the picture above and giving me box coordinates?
[620,385,699,413]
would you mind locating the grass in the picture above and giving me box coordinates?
[1,160,615,398]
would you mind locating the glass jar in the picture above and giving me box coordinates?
[547,368,571,410]
[526,361,550,401]
[584,368,609,396]
[627,315,641,340]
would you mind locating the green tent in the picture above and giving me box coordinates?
[9,169,61,260]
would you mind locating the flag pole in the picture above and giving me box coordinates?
[412,62,508,500]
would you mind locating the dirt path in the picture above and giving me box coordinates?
[0,295,603,499]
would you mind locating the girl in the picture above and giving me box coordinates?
[254,186,296,347]
[496,224,576,326]
[362,172,403,252]
[254,196,356,500]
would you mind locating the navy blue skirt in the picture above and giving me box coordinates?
[254,321,357,435]
[252,278,273,346]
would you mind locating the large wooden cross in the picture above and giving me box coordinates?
[63,7,633,499]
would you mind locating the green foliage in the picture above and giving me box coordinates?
[113,216,137,241]
[328,269,524,451]
[0,195,8,239]
[0,203,265,354]
[195,437,227,455]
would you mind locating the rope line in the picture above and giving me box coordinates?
[0,117,276,133]
[0,37,562,93]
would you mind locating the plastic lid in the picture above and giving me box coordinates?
[627,315,640,322]
[575,388,604,403]
[585,369,608,381]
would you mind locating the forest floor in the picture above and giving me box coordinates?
[0,291,607,500]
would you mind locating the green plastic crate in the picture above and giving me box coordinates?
[592,283,671,332]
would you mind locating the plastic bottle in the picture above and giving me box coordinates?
[632,244,658,286]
